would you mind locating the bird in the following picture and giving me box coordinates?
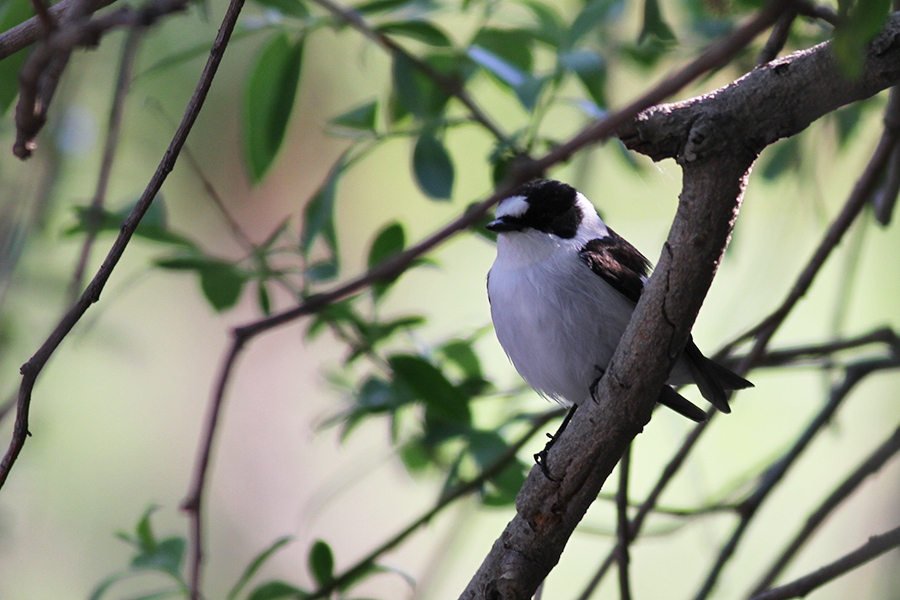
[486,179,751,469]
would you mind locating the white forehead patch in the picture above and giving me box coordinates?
[495,195,529,218]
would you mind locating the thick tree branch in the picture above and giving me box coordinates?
[461,12,900,600]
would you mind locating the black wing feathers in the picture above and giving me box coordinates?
[578,229,651,304]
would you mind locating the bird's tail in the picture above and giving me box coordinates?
[684,338,753,414]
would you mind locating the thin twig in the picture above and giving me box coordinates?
[792,0,839,26]
[691,357,900,600]
[616,444,632,600]
[750,423,900,594]
[749,525,900,600]
[757,7,798,65]
[13,0,191,158]
[0,0,245,492]
[66,26,144,306]
[746,327,900,369]
[576,412,715,600]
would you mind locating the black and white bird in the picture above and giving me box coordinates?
[486,179,751,431]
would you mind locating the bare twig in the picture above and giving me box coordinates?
[616,444,632,600]
[576,412,715,600]
[0,0,117,60]
[747,327,900,368]
[750,423,900,594]
[757,7,798,65]
[749,525,900,600]
[691,357,900,600]
[13,0,191,158]
[66,26,144,305]
[0,0,245,492]
[793,0,839,26]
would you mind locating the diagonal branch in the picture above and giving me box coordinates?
[750,423,900,594]
[749,525,900,600]
[66,26,144,305]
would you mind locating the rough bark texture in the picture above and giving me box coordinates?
[460,13,900,600]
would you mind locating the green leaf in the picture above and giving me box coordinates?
[0,0,32,114]
[391,53,453,120]
[308,540,335,587]
[413,132,454,200]
[246,580,308,600]
[566,0,624,48]
[88,571,135,600]
[466,45,544,110]
[639,0,676,43]
[132,537,187,578]
[388,354,470,424]
[515,0,566,47]
[257,281,272,315]
[471,28,533,72]
[833,0,891,77]
[368,222,405,270]
[135,505,160,553]
[367,222,405,299]
[252,0,309,16]
[200,263,246,311]
[306,259,339,282]
[301,151,350,262]
[156,256,247,312]
[376,21,452,46]
[559,50,607,108]
[64,196,194,247]
[243,33,305,183]
[440,339,483,380]
[355,0,414,14]
[329,100,378,132]
[227,537,294,600]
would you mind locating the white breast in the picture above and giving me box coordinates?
[487,230,636,405]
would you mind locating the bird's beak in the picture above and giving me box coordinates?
[486,217,520,233]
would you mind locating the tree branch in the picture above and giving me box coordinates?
[0,0,117,61]
[749,525,900,600]
[750,423,900,594]
[66,25,144,305]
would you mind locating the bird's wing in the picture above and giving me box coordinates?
[578,228,652,304]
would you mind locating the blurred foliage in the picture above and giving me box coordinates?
[1,0,896,598]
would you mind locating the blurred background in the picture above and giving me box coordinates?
[0,0,898,598]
